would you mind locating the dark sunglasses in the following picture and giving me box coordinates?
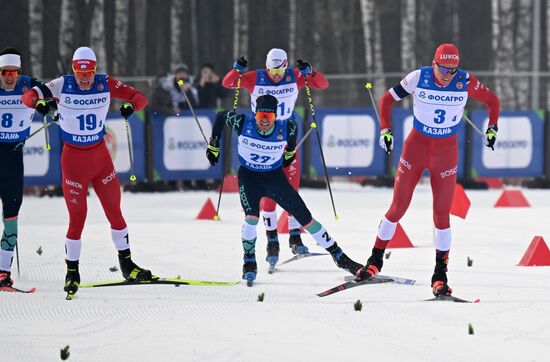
[1,69,20,77]
[436,63,458,75]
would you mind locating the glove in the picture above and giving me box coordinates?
[35,100,50,116]
[296,59,312,76]
[379,128,393,153]
[233,56,248,72]
[206,138,220,166]
[282,149,296,167]
[120,103,134,118]
[484,125,498,150]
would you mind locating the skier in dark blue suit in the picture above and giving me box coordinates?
[206,94,362,285]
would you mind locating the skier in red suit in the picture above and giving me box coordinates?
[355,44,500,297]
[22,46,154,298]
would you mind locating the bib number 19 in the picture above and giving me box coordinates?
[77,114,98,130]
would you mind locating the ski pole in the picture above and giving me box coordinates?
[177,80,208,144]
[296,123,316,150]
[15,240,20,277]
[214,73,241,220]
[122,104,137,182]
[43,114,51,150]
[14,115,59,150]
[365,82,391,155]
[304,78,339,221]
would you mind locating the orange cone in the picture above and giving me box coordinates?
[276,211,305,234]
[450,183,471,219]
[387,223,414,248]
[517,236,550,266]
[277,211,290,234]
[217,174,239,193]
[196,198,218,220]
[494,190,530,207]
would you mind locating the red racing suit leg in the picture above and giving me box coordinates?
[89,141,127,231]
[62,145,93,240]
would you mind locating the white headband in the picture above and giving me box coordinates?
[0,54,21,68]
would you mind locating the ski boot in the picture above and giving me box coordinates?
[355,247,384,281]
[118,249,154,281]
[243,254,257,287]
[327,243,363,275]
[265,230,279,273]
[0,270,13,287]
[431,258,452,296]
[289,229,309,255]
[64,260,80,300]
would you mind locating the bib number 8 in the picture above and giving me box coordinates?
[1,113,13,128]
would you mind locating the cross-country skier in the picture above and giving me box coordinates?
[0,47,54,290]
[206,93,362,285]
[355,43,500,297]
[222,48,329,269]
[22,46,154,297]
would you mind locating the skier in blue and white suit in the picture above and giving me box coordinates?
[0,47,54,289]
[206,94,362,285]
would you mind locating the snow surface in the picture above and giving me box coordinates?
[3,183,550,362]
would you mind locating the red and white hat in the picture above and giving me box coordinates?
[433,43,459,66]
[72,46,97,71]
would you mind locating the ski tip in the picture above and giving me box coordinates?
[473,298,480,303]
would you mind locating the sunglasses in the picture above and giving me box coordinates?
[72,66,96,77]
[436,63,458,75]
[1,69,19,77]
[268,68,286,76]
[255,111,276,122]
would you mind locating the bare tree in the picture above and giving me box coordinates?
[288,0,297,64]
[90,0,106,72]
[29,0,43,79]
[171,0,185,71]
[114,0,129,75]
[58,0,76,73]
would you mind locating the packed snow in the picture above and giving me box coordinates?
[3,183,550,361]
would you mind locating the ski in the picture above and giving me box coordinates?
[0,286,36,294]
[344,274,416,286]
[279,252,329,266]
[79,278,239,288]
[425,295,479,303]
[317,277,394,297]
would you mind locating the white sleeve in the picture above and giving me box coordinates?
[399,70,420,94]
[388,69,420,101]
[33,76,64,99]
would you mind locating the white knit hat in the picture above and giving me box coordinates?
[265,48,288,69]
[72,47,97,71]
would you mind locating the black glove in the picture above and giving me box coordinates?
[296,59,312,76]
[379,128,393,154]
[233,56,248,72]
[35,100,50,116]
[206,138,220,166]
[484,125,498,151]
[282,149,296,167]
[120,103,134,118]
